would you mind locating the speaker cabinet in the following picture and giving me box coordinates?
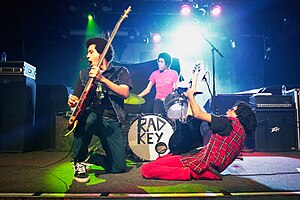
[287,88,300,150]
[255,108,297,151]
[35,85,69,150]
[0,76,36,152]
[55,115,73,151]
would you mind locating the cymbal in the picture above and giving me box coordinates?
[124,93,145,105]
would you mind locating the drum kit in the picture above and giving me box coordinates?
[124,88,189,161]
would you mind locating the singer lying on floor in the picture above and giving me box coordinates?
[140,89,257,180]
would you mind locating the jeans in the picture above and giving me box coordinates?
[73,110,126,173]
[153,99,166,117]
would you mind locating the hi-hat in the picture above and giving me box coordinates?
[124,93,145,105]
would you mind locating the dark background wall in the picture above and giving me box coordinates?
[1,0,300,90]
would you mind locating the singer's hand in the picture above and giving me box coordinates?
[68,95,79,108]
[89,66,103,81]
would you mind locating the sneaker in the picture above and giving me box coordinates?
[74,162,90,183]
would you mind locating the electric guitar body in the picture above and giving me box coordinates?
[169,64,204,154]
[169,116,203,154]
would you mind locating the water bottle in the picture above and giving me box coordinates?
[1,52,6,61]
[281,85,286,96]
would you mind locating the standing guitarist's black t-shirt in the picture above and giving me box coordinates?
[73,64,132,123]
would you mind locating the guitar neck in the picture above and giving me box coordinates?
[187,67,199,116]
[68,7,131,128]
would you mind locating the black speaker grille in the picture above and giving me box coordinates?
[255,108,297,151]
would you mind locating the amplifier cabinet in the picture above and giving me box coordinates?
[249,95,293,109]
[0,61,36,80]
[255,108,297,151]
[0,75,36,152]
[287,88,300,150]
[55,115,73,151]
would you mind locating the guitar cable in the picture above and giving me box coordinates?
[65,120,78,136]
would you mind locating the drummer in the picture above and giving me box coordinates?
[138,52,178,116]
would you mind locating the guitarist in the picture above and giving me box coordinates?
[140,88,257,180]
[68,37,133,183]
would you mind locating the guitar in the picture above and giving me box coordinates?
[168,64,204,154]
[67,7,131,133]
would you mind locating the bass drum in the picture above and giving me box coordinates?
[128,114,173,161]
[164,93,188,120]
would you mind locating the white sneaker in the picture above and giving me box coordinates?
[74,162,90,183]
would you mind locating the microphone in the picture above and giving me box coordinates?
[194,91,203,95]
[79,55,87,62]
[202,71,208,81]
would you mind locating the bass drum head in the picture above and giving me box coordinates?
[128,114,173,161]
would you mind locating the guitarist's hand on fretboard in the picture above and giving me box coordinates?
[68,95,79,108]
[89,66,104,82]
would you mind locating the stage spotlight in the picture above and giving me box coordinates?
[180,4,192,16]
[86,13,95,21]
[211,5,221,16]
[88,14,94,21]
[152,33,161,43]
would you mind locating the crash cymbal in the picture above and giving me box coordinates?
[124,93,145,105]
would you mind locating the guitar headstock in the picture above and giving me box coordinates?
[189,62,202,89]
[122,6,132,19]
[192,63,201,75]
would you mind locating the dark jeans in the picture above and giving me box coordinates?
[73,110,126,173]
[153,99,166,117]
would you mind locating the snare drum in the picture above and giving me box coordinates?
[127,114,173,161]
[164,93,188,120]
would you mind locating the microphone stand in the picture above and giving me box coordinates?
[202,75,213,99]
[201,33,224,114]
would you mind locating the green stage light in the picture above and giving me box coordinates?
[88,14,94,21]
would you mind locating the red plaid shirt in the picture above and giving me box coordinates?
[180,116,245,174]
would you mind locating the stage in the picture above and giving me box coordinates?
[0,150,299,199]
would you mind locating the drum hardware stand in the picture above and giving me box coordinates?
[137,113,142,135]
[179,103,188,123]
[201,33,224,115]
[155,142,168,157]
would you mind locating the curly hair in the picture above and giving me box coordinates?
[234,101,257,137]
[158,52,172,67]
[85,37,114,63]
